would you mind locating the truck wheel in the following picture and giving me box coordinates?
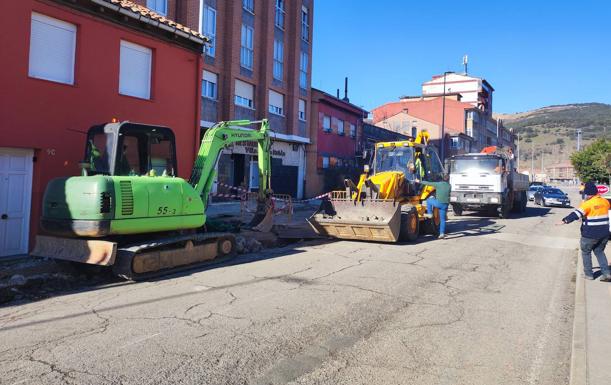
[399,208,419,242]
[424,207,441,235]
[498,205,510,219]
[452,204,463,216]
[521,192,528,212]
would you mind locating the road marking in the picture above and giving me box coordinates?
[119,333,161,349]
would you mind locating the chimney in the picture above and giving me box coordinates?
[343,77,350,102]
[336,89,340,99]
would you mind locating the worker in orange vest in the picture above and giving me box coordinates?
[559,182,610,281]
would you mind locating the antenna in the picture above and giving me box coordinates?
[462,55,468,75]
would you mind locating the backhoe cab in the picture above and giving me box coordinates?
[308,131,445,243]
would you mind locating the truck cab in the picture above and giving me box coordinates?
[448,151,527,217]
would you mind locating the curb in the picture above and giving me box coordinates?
[569,251,587,385]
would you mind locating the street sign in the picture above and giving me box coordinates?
[596,185,609,194]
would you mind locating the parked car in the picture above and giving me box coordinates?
[534,187,571,207]
[527,185,544,201]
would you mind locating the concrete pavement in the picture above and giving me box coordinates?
[0,199,578,385]
[568,190,611,385]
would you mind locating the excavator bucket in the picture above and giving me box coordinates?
[307,194,402,242]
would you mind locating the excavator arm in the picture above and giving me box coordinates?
[189,119,271,208]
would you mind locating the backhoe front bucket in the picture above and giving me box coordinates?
[307,196,402,242]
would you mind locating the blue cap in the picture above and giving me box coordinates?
[584,182,598,196]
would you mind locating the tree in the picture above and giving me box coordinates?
[570,138,611,184]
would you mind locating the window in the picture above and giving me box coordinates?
[273,39,283,80]
[119,41,152,99]
[299,52,308,89]
[202,70,218,99]
[235,79,254,108]
[298,99,306,121]
[450,137,461,149]
[240,25,254,69]
[243,0,254,13]
[269,90,284,116]
[350,123,356,138]
[322,156,330,169]
[301,6,309,42]
[337,119,345,136]
[201,5,216,57]
[29,13,76,85]
[146,0,167,16]
[275,0,285,29]
[322,116,331,132]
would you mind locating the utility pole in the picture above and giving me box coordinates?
[541,150,544,177]
[576,129,582,151]
[530,141,534,180]
[516,133,520,171]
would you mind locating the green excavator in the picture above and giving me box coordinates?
[32,119,272,279]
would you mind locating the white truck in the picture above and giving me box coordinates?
[448,147,529,218]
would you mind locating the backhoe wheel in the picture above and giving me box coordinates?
[424,207,441,236]
[399,208,420,242]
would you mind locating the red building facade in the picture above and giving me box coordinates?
[0,0,204,256]
[305,88,367,197]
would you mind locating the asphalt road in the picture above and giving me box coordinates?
[0,197,578,385]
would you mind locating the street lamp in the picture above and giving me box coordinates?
[440,71,452,161]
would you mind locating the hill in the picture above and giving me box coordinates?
[495,103,611,168]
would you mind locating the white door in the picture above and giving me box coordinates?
[0,148,33,257]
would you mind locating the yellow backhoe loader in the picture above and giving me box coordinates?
[308,131,445,243]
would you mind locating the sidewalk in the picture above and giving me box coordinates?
[571,248,611,385]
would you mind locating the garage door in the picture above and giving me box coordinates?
[0,148,33,257]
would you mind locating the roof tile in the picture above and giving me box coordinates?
[108,0,206,40]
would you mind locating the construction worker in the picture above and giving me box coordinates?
[579,182,585,200]
[416,174,451,239]
[559,182,611,281]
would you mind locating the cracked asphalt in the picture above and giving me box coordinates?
[0,201,577,385]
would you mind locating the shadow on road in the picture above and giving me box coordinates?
[443,217,505,240]
[454,205,552,220]
[0,239,330,310]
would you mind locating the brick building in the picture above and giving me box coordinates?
[373,73,515,159]
[0,0,204,257]
[372,96,476,158]
[422,72,494,116]
[305,88,367,197]
[136,0,314,198]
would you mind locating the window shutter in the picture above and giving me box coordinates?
[119,41,152,99]
[203,70,217,83]
[235,79,254,100]
[29,13,76,85]
[269,90,283,108]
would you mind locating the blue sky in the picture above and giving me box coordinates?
[312,0,611,113]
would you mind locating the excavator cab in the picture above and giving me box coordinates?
[84,122,177,177]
